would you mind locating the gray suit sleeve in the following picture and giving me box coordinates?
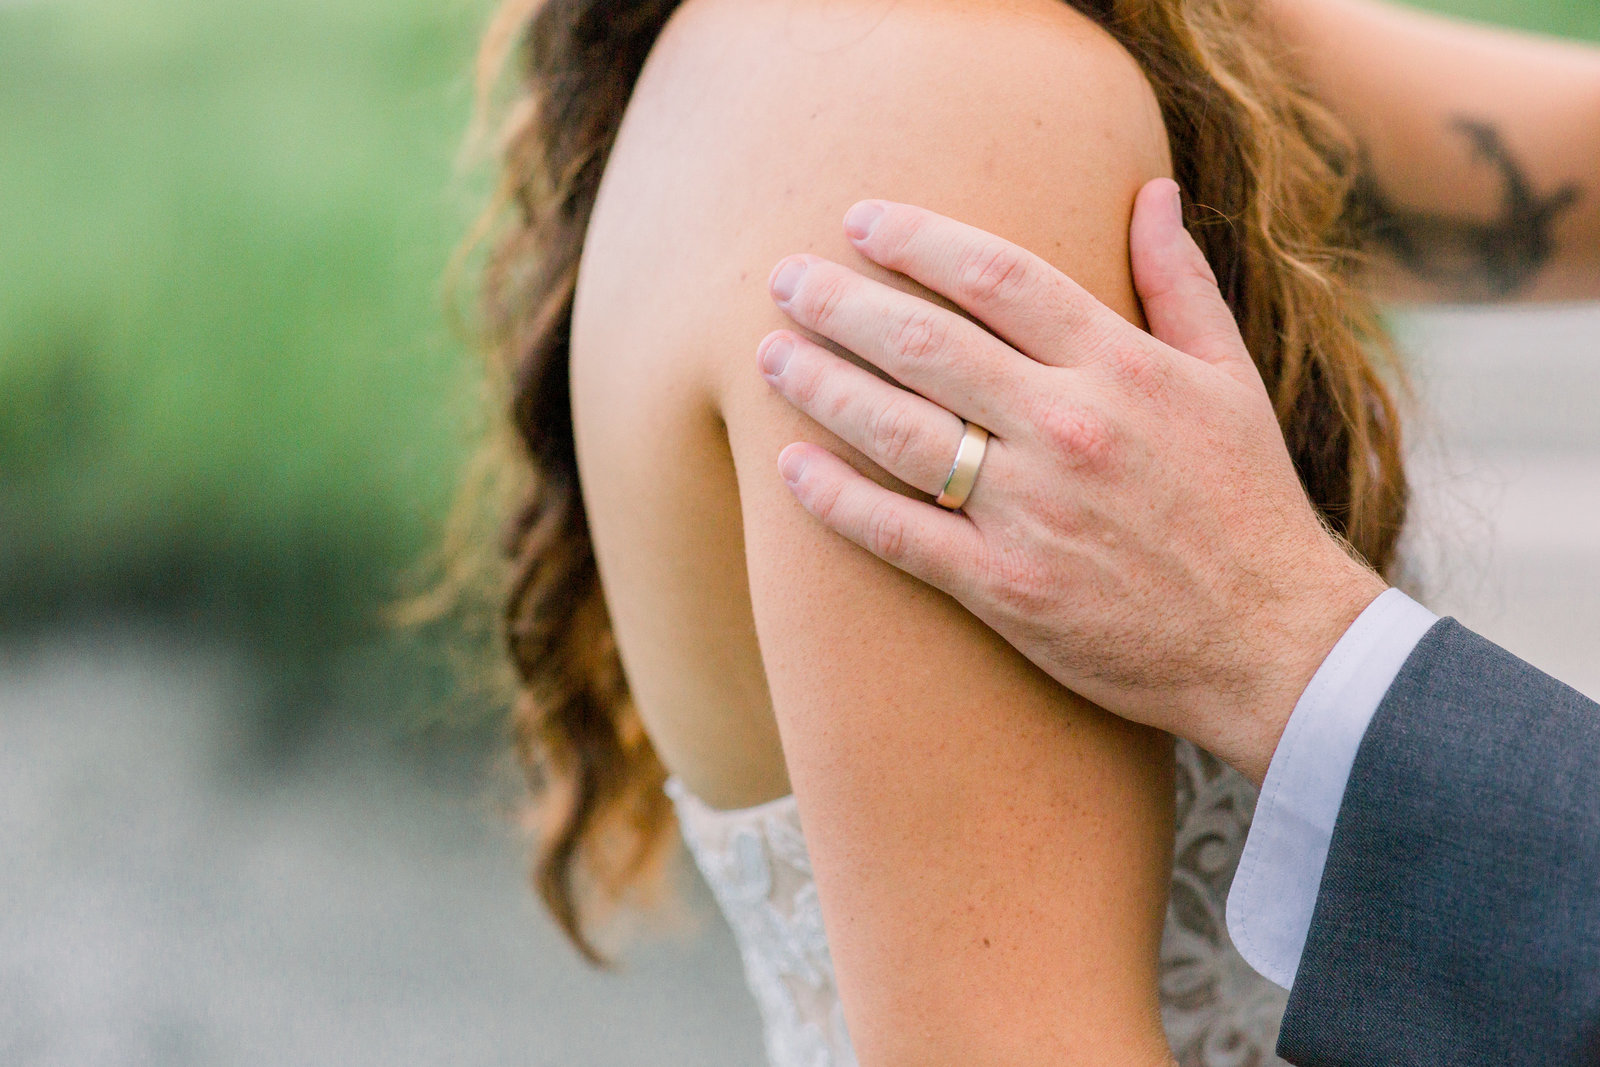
[1276,619,1600,1067]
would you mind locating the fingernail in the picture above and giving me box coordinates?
[844,201,884,242]
[759,334,794,377]
[769,258,807,304]
[778,446,808,485]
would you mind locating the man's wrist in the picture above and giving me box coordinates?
[1223,552,1390,788]
[1226,586,1441,986]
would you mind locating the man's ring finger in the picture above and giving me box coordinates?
[936,422,990,511]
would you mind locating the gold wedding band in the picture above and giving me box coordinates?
[936,422,990,511]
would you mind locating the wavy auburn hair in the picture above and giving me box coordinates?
[464,0,1409,963]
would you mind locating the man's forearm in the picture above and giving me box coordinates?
[1263,0,1600,302]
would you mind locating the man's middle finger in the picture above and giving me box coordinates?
[769,253,1033,432]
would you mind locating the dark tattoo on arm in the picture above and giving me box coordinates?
[1351,117,1583,299]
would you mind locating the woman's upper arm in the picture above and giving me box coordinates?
[1266,0,1600,302]
[592,2,1178,1061]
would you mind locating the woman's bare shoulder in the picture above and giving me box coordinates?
[580,0,1172,396]
[651,0,1164,125]
[635,0,1171,214]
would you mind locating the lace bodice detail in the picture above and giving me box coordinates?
[668,780,856,1067]
[668,739,1287,1067]
[1160,741,1289,1066]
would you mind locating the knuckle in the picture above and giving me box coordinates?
[954,238,1032,306]
[785,356,825,407]
[985,541,1052,616]
[802,270,849,329]
[878,209,919,260]
[886,305,949,363]
[863,499,908,561]
[864,400,918,468]
[1034,399,1115,472]
[805,472,845,522]
[1140,266,1186,307]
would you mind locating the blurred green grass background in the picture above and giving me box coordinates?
[1,0,1595,726]
[1,0,487,727]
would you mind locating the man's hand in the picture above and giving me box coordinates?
[760,178,1388,785]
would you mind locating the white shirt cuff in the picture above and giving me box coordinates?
[1225,588,1440,989]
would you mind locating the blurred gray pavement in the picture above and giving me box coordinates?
[0,631,765,1066]
[2,306,1597,1065]
[1396,305,1600,698]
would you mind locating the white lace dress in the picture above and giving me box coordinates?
[667,739,1289,1067]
